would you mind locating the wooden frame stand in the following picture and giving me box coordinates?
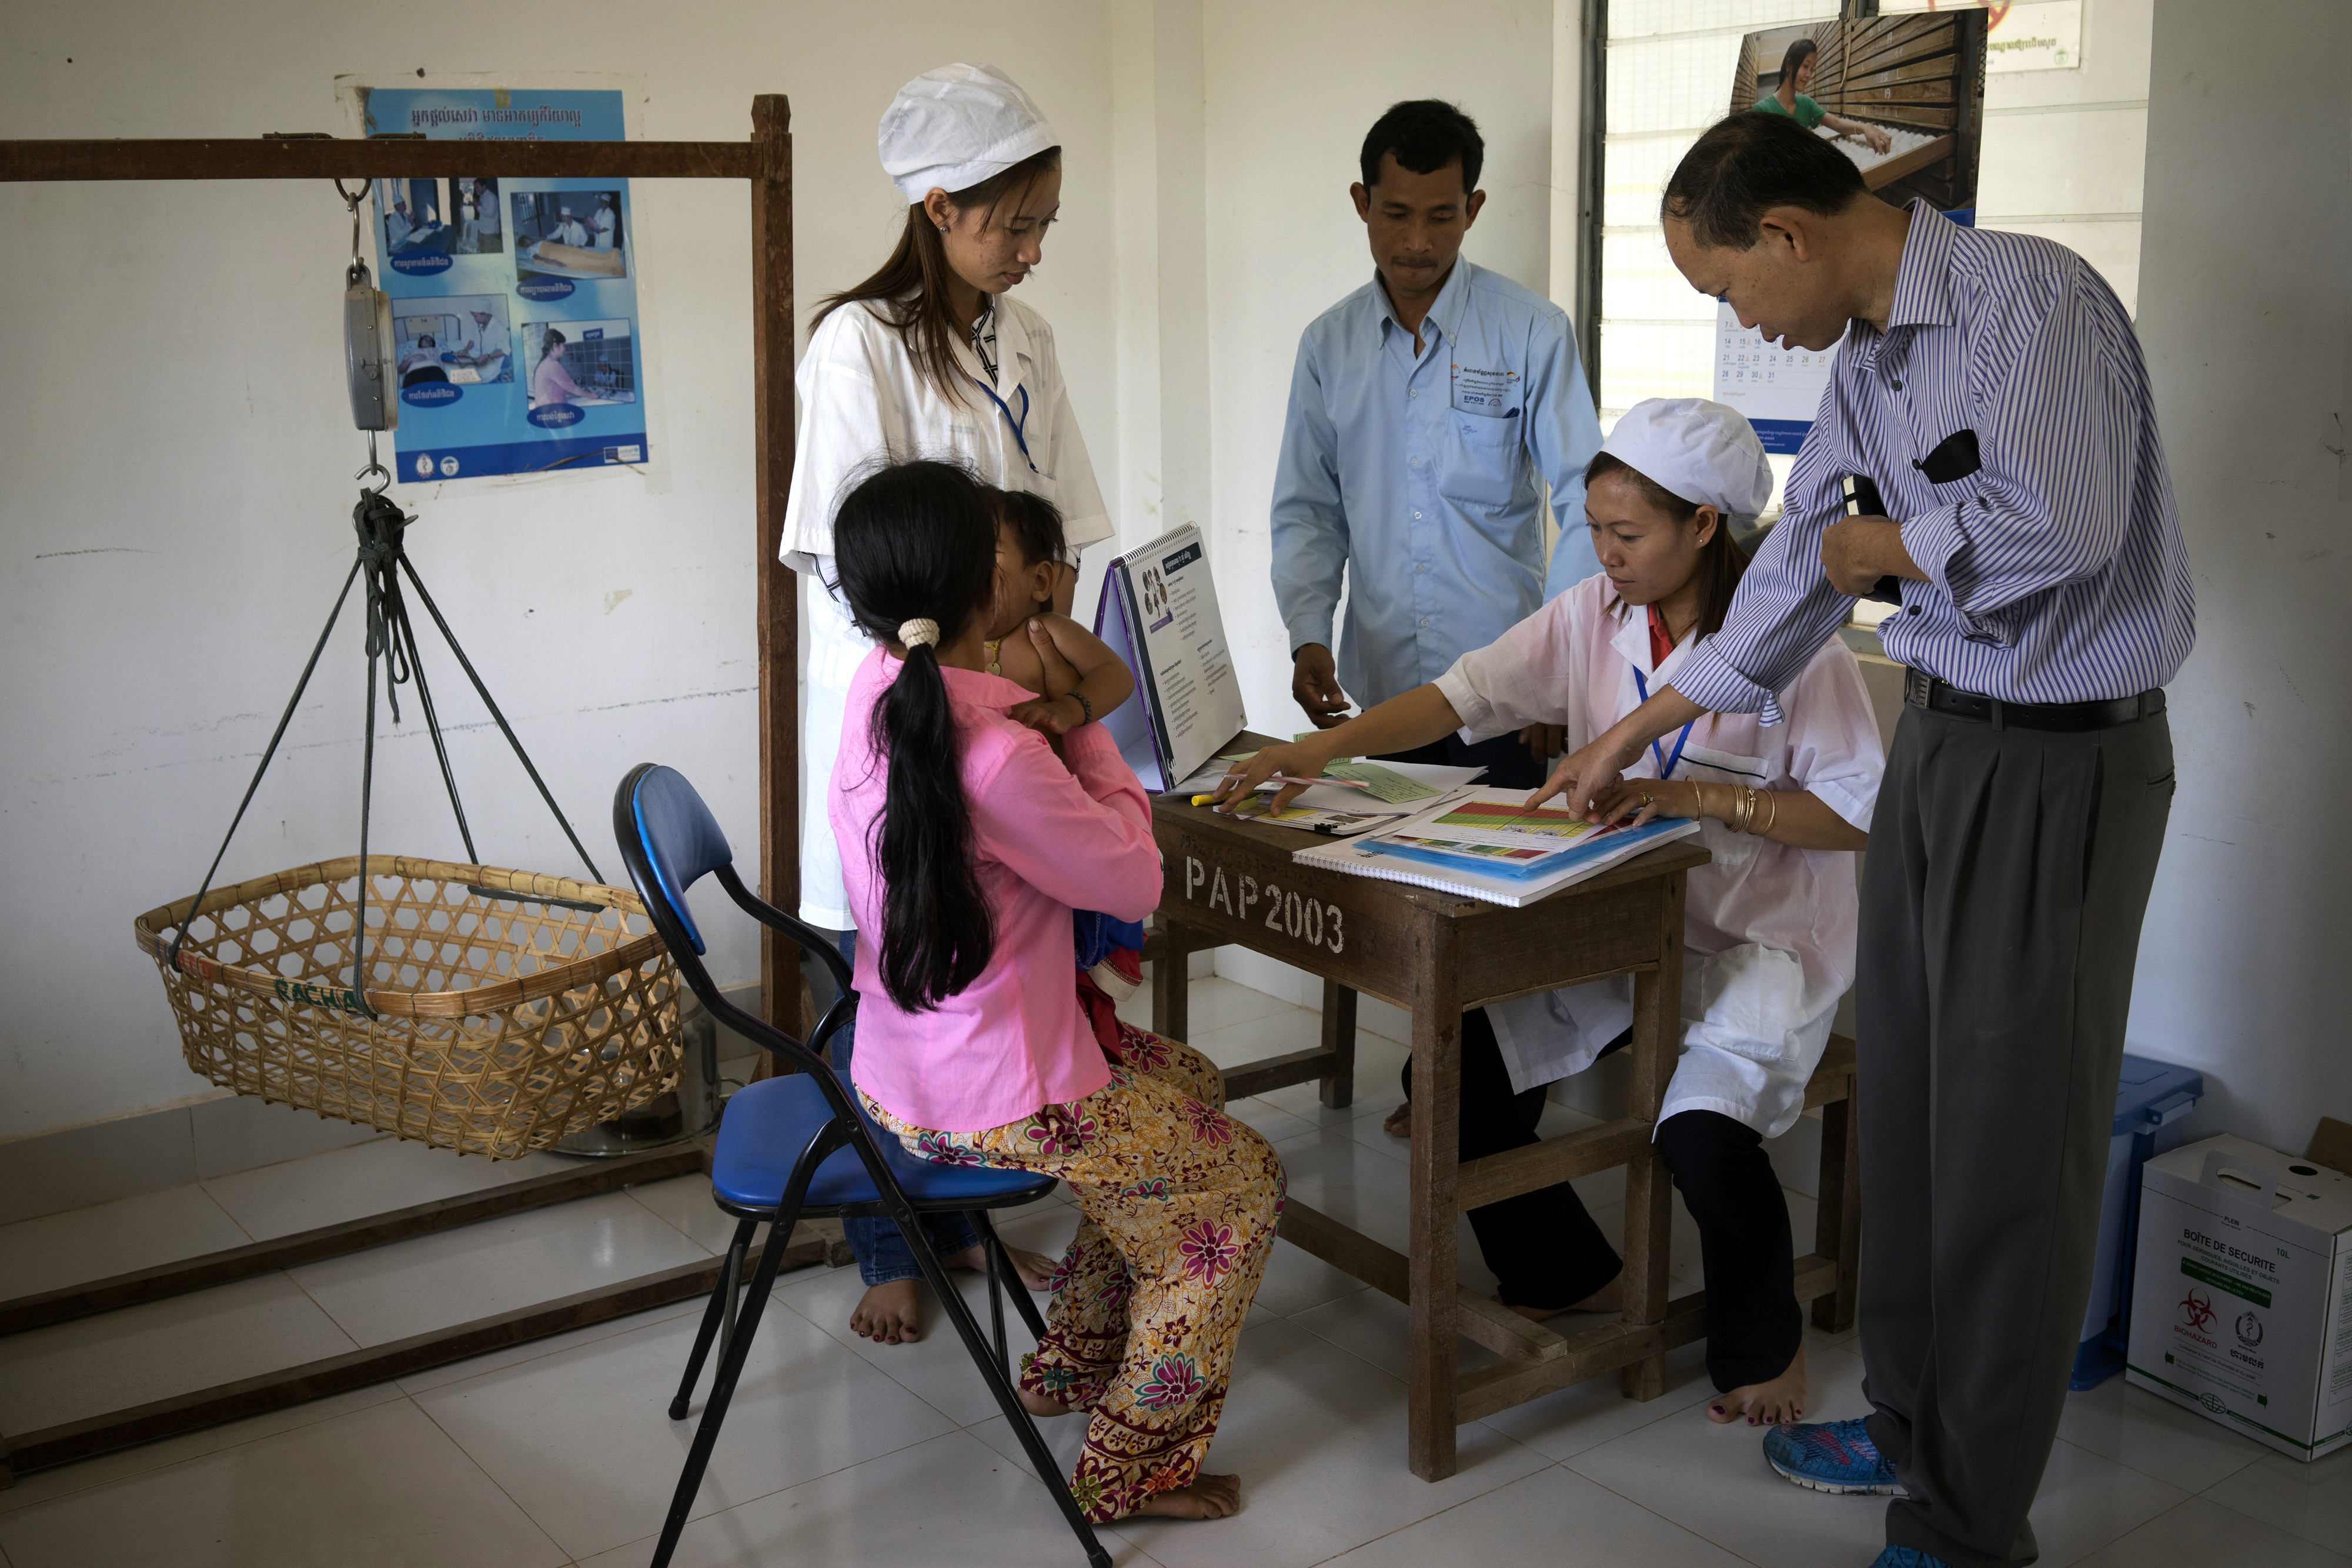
[0,96,818,1486]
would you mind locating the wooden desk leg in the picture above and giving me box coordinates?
[1152,922,1191,1044]
[1812,1087,1862,1333]
[1619,875,1686,1401]
[1406,914,1462,1480]
[1319,978,1357,1110]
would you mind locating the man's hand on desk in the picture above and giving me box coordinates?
[1292,644,1354,729]
[1821,516,1929,598]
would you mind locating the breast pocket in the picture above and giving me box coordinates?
[1437,412,1524,511]
[1015,468,1060,506]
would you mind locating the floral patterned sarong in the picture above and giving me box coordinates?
[864,1023,1283,1521]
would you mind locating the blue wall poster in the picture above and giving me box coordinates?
[359,88,647,483]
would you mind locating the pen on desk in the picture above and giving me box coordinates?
[1190,775,1371,808]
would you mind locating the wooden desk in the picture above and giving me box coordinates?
[1148,770,1709,1479]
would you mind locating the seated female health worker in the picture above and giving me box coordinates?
[1217,398,1882,1423]
[832,460,1279,1522]
[780,62,1114,1349]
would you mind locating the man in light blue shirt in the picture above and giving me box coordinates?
[1271,98,1603,780]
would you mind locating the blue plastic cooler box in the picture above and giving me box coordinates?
[2070,1054,2204,1389]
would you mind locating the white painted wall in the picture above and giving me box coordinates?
[1199,0,1558,739]
[2126,0,2350,1152]
[0,2,1116,1139]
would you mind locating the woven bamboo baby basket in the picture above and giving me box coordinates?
[135,854,684,1160]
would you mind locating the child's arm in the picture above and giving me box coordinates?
[1007,614,1135,737]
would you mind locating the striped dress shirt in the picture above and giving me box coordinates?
[1676,202,2194,724]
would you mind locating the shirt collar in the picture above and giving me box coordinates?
[1373,256,1475,345]
[1602,590,1694,678]
[1884,200,1959,333]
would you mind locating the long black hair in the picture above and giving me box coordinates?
[1585,450,1752,638]
[813,148,1062,406]
[831,460,1001,1012]
[1778,36,1819,92]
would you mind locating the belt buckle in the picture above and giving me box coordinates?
[1903,667,1933,709]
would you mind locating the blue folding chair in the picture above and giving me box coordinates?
[614,763,1113,1568]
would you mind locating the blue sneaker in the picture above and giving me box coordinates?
[1762,1417,1906,1496]
[1867,1549,1951,1567]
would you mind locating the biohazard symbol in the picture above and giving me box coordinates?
[2177,1288,2217,1332]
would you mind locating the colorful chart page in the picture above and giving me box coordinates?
[1427,799,1609,847]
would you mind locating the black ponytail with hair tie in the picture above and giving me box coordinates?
[831,461,1000,1012]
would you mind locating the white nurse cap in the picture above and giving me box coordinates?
[1599,398,1775,524]
[878,63,1059,203]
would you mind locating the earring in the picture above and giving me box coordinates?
[936,224,948,233]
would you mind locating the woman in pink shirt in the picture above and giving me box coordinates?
[827,460,1281,1524]
[529,328,586,409]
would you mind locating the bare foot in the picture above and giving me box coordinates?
[1132,1473,1242,1520]
[1503,1269,1624,1322]
[1018,1388,1074,1419]
[1707,1341,1809,1426]
[943,1241,1060,1293]
[849,1279,924,1345]
[1382,1103,1411,1139]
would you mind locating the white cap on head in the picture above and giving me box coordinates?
[878,62,1058,204]
[1599,398,1775,524]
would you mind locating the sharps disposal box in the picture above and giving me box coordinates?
[2125,1135,2352,1461]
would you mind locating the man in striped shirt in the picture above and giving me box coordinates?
[1540,113,2191,1568]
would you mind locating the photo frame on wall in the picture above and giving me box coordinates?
[1714,12,1988,452]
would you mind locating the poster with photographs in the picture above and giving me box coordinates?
[1713,12,1987,451]
[355,88,649,483]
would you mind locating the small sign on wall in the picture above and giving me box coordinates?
[1986,1,2083,73]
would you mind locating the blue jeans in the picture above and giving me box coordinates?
[830,930,980,1286]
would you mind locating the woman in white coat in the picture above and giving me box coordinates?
[1219,399,1882,1425]
[780,62,1112,1349]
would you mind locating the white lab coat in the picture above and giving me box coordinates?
[551,218,590,248]
[460,317,510,372]
[1434,574,1885,1138]
[386,209,415,250]
[592,206,617,251]
[779,293,1112,928]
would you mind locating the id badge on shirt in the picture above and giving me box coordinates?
[1450,361,1519,416]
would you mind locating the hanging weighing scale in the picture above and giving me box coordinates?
[132,182,698,1161]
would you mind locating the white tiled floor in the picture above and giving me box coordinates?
[0,973,2337,1568]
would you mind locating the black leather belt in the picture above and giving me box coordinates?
[1903,667,2166,732]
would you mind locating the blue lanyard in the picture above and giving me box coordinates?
[967,373,1035,471]
[1631,666,1695,780]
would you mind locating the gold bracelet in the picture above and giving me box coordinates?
[1690,781,1706,821]
[1758,790,1780,837]
[1739,786,1758,834]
